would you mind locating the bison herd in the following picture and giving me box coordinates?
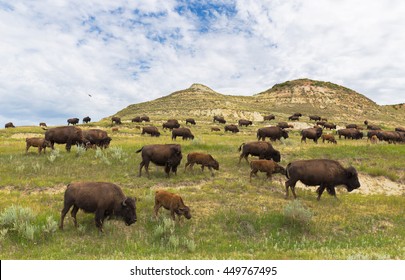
[4,112,405,233]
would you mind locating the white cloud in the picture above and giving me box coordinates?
[0,0,404,126]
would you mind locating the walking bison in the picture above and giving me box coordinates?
[238,141,281,163]
[154,190,191,221]
[45,126,89,152]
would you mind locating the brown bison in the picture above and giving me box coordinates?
[213,116,226,124]
[67,118,79,125]
[370,135,378,144]
[309,115,321,121]
[238,119,253,127]
[185,152,219,177]
[249,159,286,182]
[224,124,239,133]
[25,137,51,154]
[395,127,405,133]
[346,124,359,129]
[257,126,289,142]
[162,119,180,130]
[172,127,194,140]
[136,144,182,178]
[142,126,160,137]
[154,190,191,221]
[5,122,15,128]
[264,114,275,121]
[377,131,404,144]
[45,126,89,152]
[238,141,281,163]
[39,122,47,127]
[293,113,302,117]
[321,134,337,144]
[141,115,150,122]
[111,117,122,125]
[82,116,91,124]
[82,129,112,149]
[301,127,323,143]
[288,115,300,121]
[211,127,221,132]
[338,128,363,140]
[277,122,293,129]
[186,118,196,125]
[322,122,337,130]
[132,116,142,123]
[316,121,326,127]
[285,159,361,200]
[367,125,381,130]
[59,182,137,232]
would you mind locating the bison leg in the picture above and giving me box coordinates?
[316,185,327,201]
[71,205,79,227]
[59,204,73,230]
[184,161,190,171]
[95,209,105,232]
[301,136,306,143]
[65,141,72,152]
[154,203,162,219]
[25,144,30,154]
[139,160,150,178]
[170,209,176,221]
[208,166,215,177]
[266,172,273,181]
[285,179,297,199]
[250,169,258,182]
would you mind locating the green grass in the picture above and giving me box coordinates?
[0,124,404,259]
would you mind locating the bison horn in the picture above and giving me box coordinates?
[121,200,127,207]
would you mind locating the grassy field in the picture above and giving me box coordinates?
[0,122,404,260]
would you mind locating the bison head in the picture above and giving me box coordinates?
[212,159,219,170]
[345,167,361,192]
[176,205,191,219]
[120,197,137,226]
[281,129,289,139]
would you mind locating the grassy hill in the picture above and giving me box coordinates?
[109,79,405,127]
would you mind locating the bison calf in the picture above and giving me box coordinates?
[154,190,191,221]
[321,134,337,144]
[185,152,219,177]
[249,159,286,182]
[60,182,137,232]
[26,137,51,154]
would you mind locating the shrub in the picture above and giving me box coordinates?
[283,200,313,227]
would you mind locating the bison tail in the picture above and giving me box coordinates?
[285,163,292,179]
[135,147,143,153]
[237,143,245,152]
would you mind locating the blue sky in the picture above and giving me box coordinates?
[1,0,405,125]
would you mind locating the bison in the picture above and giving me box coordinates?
[141,126,160,137]
[285,159,361,200]
[257,126,289,142]
[321,134,337,144]
[25,137,51,154]
[377,131,404,144]
[238,119,252,127]
[288,115,300,121]
[59,182,137,232]
[186,118,196,125]
[224,124,239,133]
[136,144,182,178]
[301,127,323,143]
[172,127,194,140]
[213,116,226,124]
[82,129,112,149]
[154,190,191,221]
[370,135,378,144]
[132,116,142,123]
[263,114,275,121]
[309,115,321,121]
[238,141,281,163]
[249,159,286,182]
[45,126,89,152]
[337,128,363,140]
[111,117,122,125]
[162,120,180,130]
[39,122,47,127]
[346,124,359,129]
[5,122,15,128]
[141,115,150,122]
[277,122,293,129]
[67,118,79,125]
[322,122,337,130]
[82,116,91,124]
[395,127,405,133]
[367,125,381,130]
[211,127,221,132]
[185,152,219,177]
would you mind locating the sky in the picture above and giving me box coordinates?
[1,0,404,126]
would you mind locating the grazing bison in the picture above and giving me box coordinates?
[238,119,253,127]
[377,131,404,144]
[285,159,360,200]
[238,141,281,163]
[370,135,378,144]
[316,121,326,127]
[309,115,321,121]
[346,124,359,129]
[264,114,275,121]
[132,116,142,123]
[277,122,293,129]
[141,126,161,137]
[224,124,239,133]
[213,116,226,124]
[82,116,91,124]
[257,126,289,142]
[154,190,191,221]
[172,127,194,140]
[82,129,112,149]
[337,128,363,140]
[5,122,15,128]
[59,182,137,232]
[321,134,337,144]
[249,159,286,182]
[67,118,79,125]
[322,122,337,130]
[211,127,221,132]
[136,144,182,178]
[395,127,405,133]
[186,118,196,125]
[25,137,51,154]
[111,127,119,132]
[185,152,219,177]
[45,126,89,152]
[39,122,47,127]
[111,117,122,125]
[288,115,300,121]
[162,120,180,130]
[141,115,150,122]
[301,127,323,143]
[367,125,381,130]
[293,113,302,117]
